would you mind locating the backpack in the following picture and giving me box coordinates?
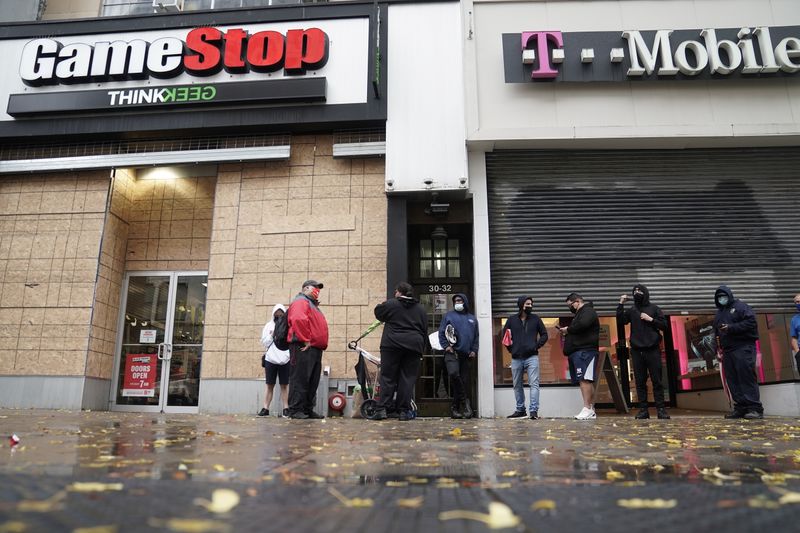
[272,313,290,351]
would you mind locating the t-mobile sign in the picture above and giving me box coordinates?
[503,25,800,82]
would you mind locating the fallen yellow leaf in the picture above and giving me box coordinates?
[328,487,374,508]
[148,518,231,533]
[0,522,28,533]
[397,496,424,509]
[617,498,677,509]
[194,489,240,514]
[72,526,118,533]
[385,481,408,487]
[531,499,556,511]
[449,428,462,437]
[16,492,66,513]
[439,502,521,529]
[606,468,625,481]
[67,483,123,493]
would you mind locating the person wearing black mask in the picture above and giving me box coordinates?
[501,297,548,419]
[791,294,800,373]
[617,285,669,420]
[711,285,763,419]
[372,282,428,421]
[555,293,599,420]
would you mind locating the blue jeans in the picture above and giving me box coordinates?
[511,355,540,413]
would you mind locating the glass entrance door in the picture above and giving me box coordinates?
[111,272,207,413]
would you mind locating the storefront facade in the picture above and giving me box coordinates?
[0,2,394,413]
[463,0,800,416]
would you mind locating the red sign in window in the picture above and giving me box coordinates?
[122,354,158,397]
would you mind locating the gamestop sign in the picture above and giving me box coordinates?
[4,18,369,117]
[20,27,329,86]
[503,25,800,82]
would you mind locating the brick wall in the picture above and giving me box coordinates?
[203,135,387,381]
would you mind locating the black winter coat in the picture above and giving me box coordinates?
[616,284,666,350]
[564,303,600,355]
[374,296,428,353]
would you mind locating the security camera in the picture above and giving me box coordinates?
[423,178,433,189]
[458,177,468,188]
[385,178,394,189]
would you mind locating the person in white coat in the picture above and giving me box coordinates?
[259,304,290,417]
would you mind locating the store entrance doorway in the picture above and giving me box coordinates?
[110,272,207,413]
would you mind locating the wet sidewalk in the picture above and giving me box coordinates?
[1,409,799,532]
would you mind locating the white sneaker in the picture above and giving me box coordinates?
[575,407,596,420]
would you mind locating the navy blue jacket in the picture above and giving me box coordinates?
[502,297,548,359]
[711,285,758,352]
[438,293,479,355]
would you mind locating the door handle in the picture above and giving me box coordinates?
[164,343,173,361]
[157,343,165,360]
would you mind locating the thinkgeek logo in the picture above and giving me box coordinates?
[19,27,329,86]
[508,25,800,83]
[107,85,217,106]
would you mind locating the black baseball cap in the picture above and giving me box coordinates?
[302,279,324,289]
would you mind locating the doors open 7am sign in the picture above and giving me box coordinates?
[122,354,158,397]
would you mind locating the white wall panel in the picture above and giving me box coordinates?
[386,2,467,192]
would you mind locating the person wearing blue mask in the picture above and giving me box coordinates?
[711,285,763,420]
[791,294,800,374]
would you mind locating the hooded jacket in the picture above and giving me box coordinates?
[563,302,600,355]
[287,293,329,350]
[374,295,428,353]
[501,296,548,359]
[438,293,479,355]
[712,285,758,351]
[261,304,290,364]
[616,284,667,350]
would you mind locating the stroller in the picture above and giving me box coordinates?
[348,320,418,420]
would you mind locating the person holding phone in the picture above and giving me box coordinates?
[617,285,670,420]
[711,285,763,420]
[502,296,548,420]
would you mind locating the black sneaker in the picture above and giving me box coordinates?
[372,409,387,421]
[656,408,671,420]
[507,410,527,419]
[462,399,473,419]
[634,408,650,419]
[399,411,410,421]
[307,411,325,419]
[529,411,539,420]
[387,411,400,419]
[257,408,269,417]
[282,408,289,418]
[450,405,464,419]
[743,411,764,420]
[724,411,746,419]
[290,412,309,419]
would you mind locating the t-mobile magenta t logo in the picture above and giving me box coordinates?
[521,31,564,78]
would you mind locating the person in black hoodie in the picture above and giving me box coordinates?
[617,284,670,420]
[556,293,600,420]
[439,293,479,419]
[501,296,548,419]
[711,285,763,420]
[373,282,428,421]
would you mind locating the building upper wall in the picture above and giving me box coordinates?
[465,0,800,148]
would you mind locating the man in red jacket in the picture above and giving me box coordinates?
[286,280,329,419]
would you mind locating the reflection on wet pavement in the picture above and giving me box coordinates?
[1,410,799,532]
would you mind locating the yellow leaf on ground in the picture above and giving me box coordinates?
[617,498,677,509]
[148,518,231,533]
[67,483,123,493]
[328,487,374,508]
[531,499,557,511]
[748,496,780,509]
[449,428,462,437]
[439,502,521,530]
[16,492,66,513]
[606,468,625,481]
[0,522,28,533]
[397,496,424,509]
[385,481,408,487]
[72,526,118,533]
[194,489,240,514]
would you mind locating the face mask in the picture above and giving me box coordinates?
[795,303,800,312]
[524,307,533,315]
[569,304,578,314]
[454,303,465,312]
[308,287,320,300]
[717,296,729,306]
[633,292,644,304]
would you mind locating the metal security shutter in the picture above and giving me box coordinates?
[487,148,800,316]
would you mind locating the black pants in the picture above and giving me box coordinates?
[722,343,763,414]
[378,348,421,413]
[288,343,322,416]
[445,351,470,404]
[631,346,665,408]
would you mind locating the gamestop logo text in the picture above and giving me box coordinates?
[19,27,329,86]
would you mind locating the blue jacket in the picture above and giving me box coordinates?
[711,285,758,352]
[438,293,479,355]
